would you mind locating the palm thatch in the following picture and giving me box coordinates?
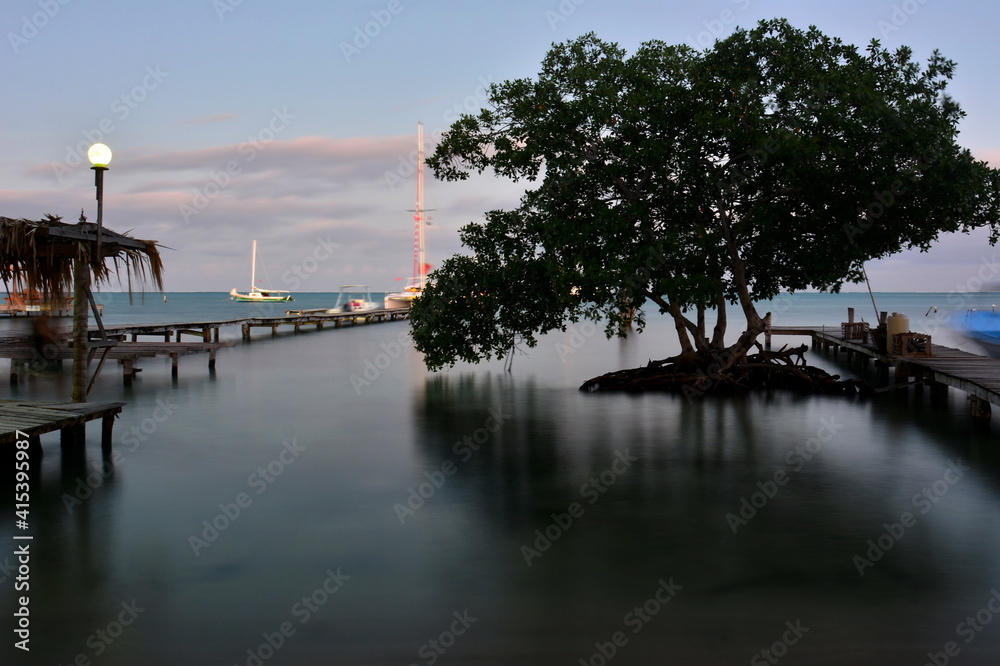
[0,213,164,301]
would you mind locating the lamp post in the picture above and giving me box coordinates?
[71,144,112,402]
[87,143,112,259]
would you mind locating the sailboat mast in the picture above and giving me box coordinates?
[250,239,258,292]
[414,122,425,288]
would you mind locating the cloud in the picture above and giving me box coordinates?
[118,134,417,188]
[2,132,521,291]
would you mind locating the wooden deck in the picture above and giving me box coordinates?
[1,308,408,388]
[812,330,1000,408]
[769,324,1000,420]
[0,337,234,386]
[94,319,247,342]
[88,308,410,342]
[0,399,124,452]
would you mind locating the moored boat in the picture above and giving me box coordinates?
[385,122,430,310]
[330,285,379,313]
[230,240,293,302]
[952,308,1000,357]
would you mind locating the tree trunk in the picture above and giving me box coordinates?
[712,294,727,348]
[666,302,695,355]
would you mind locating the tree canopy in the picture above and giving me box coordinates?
[411,19,1000,374]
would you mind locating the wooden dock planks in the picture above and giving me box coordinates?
[86,309,410,342]
[1,337,234,386]
[770,325,1000,416]
[2,309,408,387]
[0,400,125,449]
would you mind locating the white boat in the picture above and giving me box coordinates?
[385,122,430,310]
[330,285,379,313]
[229,240,293,302]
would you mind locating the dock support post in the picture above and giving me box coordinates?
[209,349,217,370]
[101,412,115,454]
[171,353,179,378]
[970,397,992,423]
[929,380,948,406]
[875,360,890,385]
[61,423,85,451]
[122,358,134,387]
[28,435,43,457]
[213,328,220,342]
[242,323,251,341]
[10,359,23,385]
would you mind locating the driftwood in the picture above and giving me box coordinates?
[579,344,873,396]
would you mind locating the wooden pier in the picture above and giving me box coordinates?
[96,318,245,343]
[1,308,409,387]
[90,308,409,342]
[263,307,410,339]
[0,399,124,454]
[1,337,234,387]
[768,323,1000,422]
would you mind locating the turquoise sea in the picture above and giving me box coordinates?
[2,291,1000,665]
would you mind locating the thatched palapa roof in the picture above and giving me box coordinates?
[0,213,164,298]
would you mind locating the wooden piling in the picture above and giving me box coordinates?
[970,396,992,422]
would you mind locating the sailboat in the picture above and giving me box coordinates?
[385,122,430,310]
[229,239,294,302]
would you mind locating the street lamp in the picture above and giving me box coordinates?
[88,143,111,258]
[69,143,113,402]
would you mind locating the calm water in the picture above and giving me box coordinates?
[3,292,1000,665]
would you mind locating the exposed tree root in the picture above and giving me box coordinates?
[579,344,873,397]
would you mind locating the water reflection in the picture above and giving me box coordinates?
[410,371,1000,663]
[2,442,149,664]
[5,303,1000,664]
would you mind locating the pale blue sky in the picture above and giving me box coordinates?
[2,0,999,292]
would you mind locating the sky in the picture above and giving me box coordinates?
[2,0,999,294]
